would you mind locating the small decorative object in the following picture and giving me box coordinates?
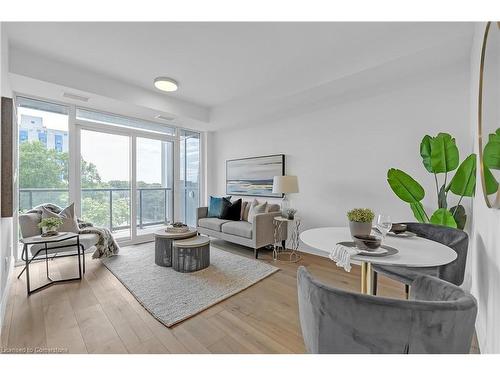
[285,208,297,220]
[272,175,299,215]
[38,217,63,237]
[166,222,189,233]
[347,208,374,237]
[352,235,382,251]
[390,223,407,234]
[387,132,476,230]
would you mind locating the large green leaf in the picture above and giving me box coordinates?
[420,135,433,173]
[450,205,466,230]
[410,202,428,223]
[484,164,499,195]
[430,133,459,173]
[484,130,500,169]
[387,168,425,203]
[430,208,457,228]
[448,154,476,197]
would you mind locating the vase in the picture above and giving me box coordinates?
[349,221,372,237]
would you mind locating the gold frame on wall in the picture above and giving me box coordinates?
[477,21,500,208]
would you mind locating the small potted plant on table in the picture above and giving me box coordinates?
[347,208,374,237]
[38,217,63,237]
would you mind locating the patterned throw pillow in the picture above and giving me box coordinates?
[207,196,231,217]
[41,202,79,233]
[247,201,268,224]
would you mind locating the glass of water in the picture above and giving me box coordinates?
[375,214,392,238]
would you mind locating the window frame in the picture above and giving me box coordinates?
[13,93,203,258]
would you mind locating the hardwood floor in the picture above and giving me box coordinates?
[0,239,479,354]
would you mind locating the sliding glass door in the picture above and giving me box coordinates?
[80,129,131,240]
[79,127,174,243]
[136,137,173,236]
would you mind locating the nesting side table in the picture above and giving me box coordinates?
[153,228,197,267]
[273,216,301,262]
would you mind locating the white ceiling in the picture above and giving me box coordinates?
[4,22,475,130]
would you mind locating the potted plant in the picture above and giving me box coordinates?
[347,208,374,237]
[387,132,477,229]
[38,217,63,237]
[284,208,297,220]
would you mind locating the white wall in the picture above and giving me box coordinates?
[0,22,14,336]
[467,22,500,354]
[208,63,471,256]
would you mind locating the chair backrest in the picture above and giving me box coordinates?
[297,266,477,354]
[404,223,469,285]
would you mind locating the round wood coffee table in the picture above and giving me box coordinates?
[154,228,197,267]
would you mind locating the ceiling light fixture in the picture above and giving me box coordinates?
[154,77,178,92]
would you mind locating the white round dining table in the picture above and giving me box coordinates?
[300,227,457,295]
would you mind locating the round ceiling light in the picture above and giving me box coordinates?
[154,77,178,92]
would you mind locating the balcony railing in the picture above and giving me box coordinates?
[19,187,173,232]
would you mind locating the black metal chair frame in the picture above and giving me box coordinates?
[17,234,86,295]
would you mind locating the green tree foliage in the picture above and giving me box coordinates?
[20,140,165,230]
[19,141,68,188]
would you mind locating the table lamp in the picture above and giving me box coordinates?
[272,175,299,216]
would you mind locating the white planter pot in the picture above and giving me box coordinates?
[349,221,372,237]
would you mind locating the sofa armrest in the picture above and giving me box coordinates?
[253,212,286,248]
[196,207,208,225]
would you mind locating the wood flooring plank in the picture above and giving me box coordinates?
[2,240,478,354]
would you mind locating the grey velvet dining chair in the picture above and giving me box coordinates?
[297,266,477,354]
[372,223,469,298]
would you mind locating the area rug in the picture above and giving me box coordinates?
[101,243,279,327]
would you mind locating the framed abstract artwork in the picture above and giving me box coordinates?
[226,154,285,198]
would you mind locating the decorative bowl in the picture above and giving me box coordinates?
[390,223,407,234]
[352,235,382,250]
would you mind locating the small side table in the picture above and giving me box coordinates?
[154,228,197,267]
[20,232,82,295]
[273,216,301,262]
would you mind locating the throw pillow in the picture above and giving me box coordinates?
[240,201,248,220]
[220,198,242,221]
[242,200,253,221]
[247,201,268,224]
[207,196,231,217]
[41,202,79,233]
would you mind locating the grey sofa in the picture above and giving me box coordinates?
[297,266,477,354]
[196,203,286,258]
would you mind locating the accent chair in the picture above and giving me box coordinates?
[297,266,477,354]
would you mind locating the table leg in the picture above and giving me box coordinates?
[366,262,373,295]
[24,244,31,295]
[360,261,367,294]
[360,261,374,295]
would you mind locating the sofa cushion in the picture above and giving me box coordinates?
[248,202,267,224]
[267,204,280,213]
[19,212,42,238]
[220,198,242,221]
[198,218,231,232]
[30,233,99,256]
[208,196,231,217]
[222,221,253,239]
